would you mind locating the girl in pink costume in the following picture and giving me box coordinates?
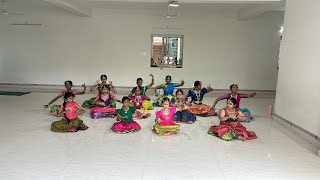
[152,97,180,136]
[51,92,88,132]
[208,97,257,141]
[212,84,257,122]
[129,87,151,119]
[44,80,86,115]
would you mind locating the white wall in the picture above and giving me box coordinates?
[0,8,283,90]
[275,0,320,137]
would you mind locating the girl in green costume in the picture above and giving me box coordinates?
[82,74,117,108]
[44,80,86,116]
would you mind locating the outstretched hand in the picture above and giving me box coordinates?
[44,105,49,109]
[76,110,85,115]
[208,85,213,91]
[95,79,101,85]
[251,90,258,97]
[181,79,185,85]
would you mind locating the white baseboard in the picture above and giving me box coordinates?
[0,83,276,97]
[273,113,320,154]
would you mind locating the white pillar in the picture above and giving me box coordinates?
[275,0,320,151]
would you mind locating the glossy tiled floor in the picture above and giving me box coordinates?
[0,92,320,180]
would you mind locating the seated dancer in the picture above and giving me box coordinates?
[172,89,196,124]
[51,92,88,132]
[186,81,216,116]
[152,97,180,136]
[129,87,151,119]
[44,80,86,115]
[90,85,120,119]
[82,74,117,108]
[153,75,184,107]
[111,96,141,134]
[208,97,257,141]
[212,84,257,122]
[128,74,154,110]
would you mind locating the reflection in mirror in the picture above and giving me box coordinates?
[151,34,183,68]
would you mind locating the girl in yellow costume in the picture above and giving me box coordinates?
[129,87,151,119]
[153,75,184,107]
[128,74,154,110]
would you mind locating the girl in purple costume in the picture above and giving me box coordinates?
[90,85,120,119]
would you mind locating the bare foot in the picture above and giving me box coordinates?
[165,132,173,136]
[67,127,78,132]
[79,125,89,130]
[238,136,245,141]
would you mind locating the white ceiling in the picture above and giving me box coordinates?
[66,0,285,11]
[0,0,72,15]
[1,0,285,17]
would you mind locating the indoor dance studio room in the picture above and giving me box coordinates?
[0,0,320,179]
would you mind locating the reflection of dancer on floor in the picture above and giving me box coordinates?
[208,97,257,141]
[111,97,141,134]
[51,92,88,133]
[212,84,257,122]
[44,80,86,116]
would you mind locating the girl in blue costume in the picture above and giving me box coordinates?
[153,75,184,107]
[172,89,196,124]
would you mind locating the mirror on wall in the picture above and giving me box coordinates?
[151,34,183,68]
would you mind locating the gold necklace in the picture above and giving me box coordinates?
[163,109,170,120]
[135,96,141,106]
